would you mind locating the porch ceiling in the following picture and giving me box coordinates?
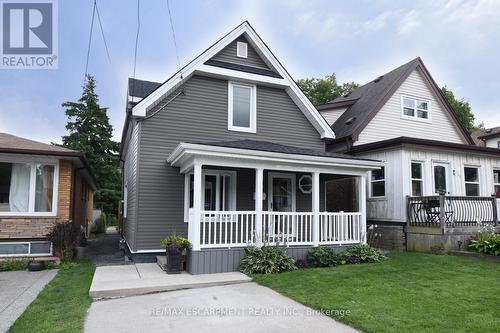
[167,140,383,174]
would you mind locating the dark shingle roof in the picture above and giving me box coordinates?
[128,78,162,99]
[319,57,474,145]
[0,132,78,154]
[472,126,500,146]
[189,139,377,161]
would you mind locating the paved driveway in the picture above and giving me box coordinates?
[0,269,57,333]
[85,282,358,333]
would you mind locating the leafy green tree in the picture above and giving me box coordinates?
[297,74,358,106]
[61,75,121,215]
[441,86,477,133]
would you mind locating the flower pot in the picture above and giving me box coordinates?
[166,252,182,274]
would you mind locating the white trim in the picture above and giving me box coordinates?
[432,161,451,195]
[236,41,248,58]
[227,81,256,133]
[463,165,481,196]
[130,21,335,139]
[0,159,59,217]
[410,160,424,196]
[267,172,296,212]
[168,142,383,173]
[0,241,52,257]
[401,95,432,123]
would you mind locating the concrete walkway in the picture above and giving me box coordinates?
[89,263,251,299]
[85,282,358,333]
[0,269,57,333]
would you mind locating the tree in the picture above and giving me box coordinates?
[61,75,121,215]
[296,74,358,106]
[441,86,477,134]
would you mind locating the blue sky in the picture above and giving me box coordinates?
[1,0,499,143]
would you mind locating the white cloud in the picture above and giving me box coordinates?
[398,10,420,35]
[359,10,399,34]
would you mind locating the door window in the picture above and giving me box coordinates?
[433,164,448,194]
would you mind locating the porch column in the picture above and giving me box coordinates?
[255,168,264,247]
[358,174,367,244]
[312,172,320,246]
[191,162,202,251]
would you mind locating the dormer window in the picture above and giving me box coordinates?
[236,41,248,58]
[228,81,256,133]
[401,96,431,121]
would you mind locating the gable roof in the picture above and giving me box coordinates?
[130,21,335,139]
[473,126,500,145]
[320,57,475,145]
[128,78,162,99]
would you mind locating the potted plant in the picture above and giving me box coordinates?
[160,234,190,274]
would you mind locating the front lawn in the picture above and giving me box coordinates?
[8,261,95,333]
[252,252,500,333]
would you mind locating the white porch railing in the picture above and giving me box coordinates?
[200,211,256,248]
[198,211,362,249]
[319,212,362,245]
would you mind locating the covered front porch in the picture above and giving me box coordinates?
[168,140,382,273]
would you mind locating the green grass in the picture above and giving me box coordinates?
[252,252,500,333]
[8,261,95,333]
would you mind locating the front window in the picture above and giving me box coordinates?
[370,167,385,197]
[497,141,500,149]
[402,96,430,120]
[228,82,256,133]
[411,162,423,196]
[187,172,235,212]
[493,169,500,198]
[464,166,480,196]
[0,161,57,215]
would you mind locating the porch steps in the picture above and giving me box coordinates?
[89,263,251,300]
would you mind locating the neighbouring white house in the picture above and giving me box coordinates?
[473,127,500,149]
[319,57,500,251]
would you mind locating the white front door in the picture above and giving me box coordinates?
[268,173,296,212]
[432,162,451,195]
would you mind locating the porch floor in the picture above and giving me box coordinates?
[89,263,251,300]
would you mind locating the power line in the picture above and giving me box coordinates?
[95,0,111,64]
[165,0,182,78]
[84,0,97,79]
[131,0,141,99]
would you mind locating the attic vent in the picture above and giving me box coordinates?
[345,117,356,125]
[236,41,248,58]
[373,75,384,83]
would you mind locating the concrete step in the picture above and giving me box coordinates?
[89,263,251,300]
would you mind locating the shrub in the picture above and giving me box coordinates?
[306,246,346,267]
[47,221,79,261]
[240,246,296,274]
[295,258,307,269]
[344,244,387,263]
[0,258,29,271]
[468,233,500,256]
[92,213,107,234]
[160,233,190,254]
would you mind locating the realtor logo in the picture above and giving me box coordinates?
[1,0,58,69]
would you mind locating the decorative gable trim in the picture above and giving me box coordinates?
[131,21,335,139]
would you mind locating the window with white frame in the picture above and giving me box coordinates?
[0,241,52,257]
[493,169,500,198]
[185,171,236,219]
[411,162,423,196]
[497,141,500,149]
[401,96,430,120]
[228,82,256,133]
[236,41,248,58]
[370,167,385,197]
[464,166,480,196]
[0,161,57,215]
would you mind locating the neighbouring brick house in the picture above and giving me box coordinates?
[0,132,96,258]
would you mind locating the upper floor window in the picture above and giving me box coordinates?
[370,167,385,197]
[228,81,256,133]
[0,161,57,216]
[497,140,500,149]
[401,96,430,121]
[236,41,248,58]
[411,161,423,196]
[464,166,480,196]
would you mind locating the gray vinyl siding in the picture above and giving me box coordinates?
[211,35,271,70]
[123,121,140,251]
[135,75,324,250]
